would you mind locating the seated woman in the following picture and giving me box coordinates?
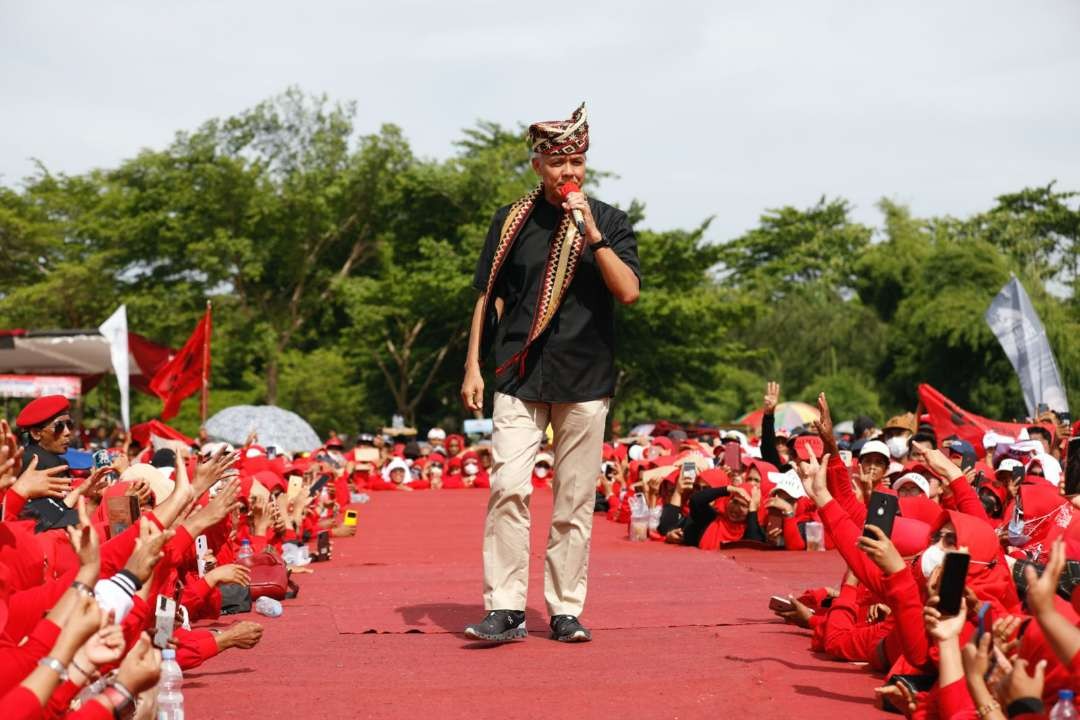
[657,468,766,549]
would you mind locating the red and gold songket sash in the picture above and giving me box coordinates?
[480,184,587,378]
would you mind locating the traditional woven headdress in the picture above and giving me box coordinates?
[527,102,589,155]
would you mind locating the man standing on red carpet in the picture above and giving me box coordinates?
[461,103,640,643]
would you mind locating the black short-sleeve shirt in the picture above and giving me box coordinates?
[473,195,640,403]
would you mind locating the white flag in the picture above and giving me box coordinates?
[984,276,1070,416]
[98,306,131,431]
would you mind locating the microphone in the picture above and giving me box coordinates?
[558,182,587,237]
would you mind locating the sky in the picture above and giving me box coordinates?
[2,1,1079,244]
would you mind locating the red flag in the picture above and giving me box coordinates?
[917,383,1027,453]
[150,307,211,420]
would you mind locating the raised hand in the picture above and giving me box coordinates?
[924,596,967,641]
[65,497,101,575]
[799,452,831,507]
[124,479,153,505]
[763,381,780,414]
[13,454,71,499]
[813,392,839,454]
[856,524,905,575]
[115,633,161,695]
[77,623,125,669]
[123,519,172,584]
[910,445,963,483]
[64,465,113,508]
[1024,538,1065,617]
[195,448,239,495]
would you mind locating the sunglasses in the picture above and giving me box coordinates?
[48,418,75,434]
[931,530,958,548]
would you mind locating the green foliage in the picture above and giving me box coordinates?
[1,89,1077,435]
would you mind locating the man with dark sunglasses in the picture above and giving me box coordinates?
[17,394,75,469]
[11,394,77,529]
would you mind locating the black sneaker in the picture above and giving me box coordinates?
[550,615,591,643]
[463,610,527,642]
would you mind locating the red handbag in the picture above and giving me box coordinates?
[246,550,288,601]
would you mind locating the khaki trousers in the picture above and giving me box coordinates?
[482,392,609,617]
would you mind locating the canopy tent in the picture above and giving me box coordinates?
[0,329,172,396]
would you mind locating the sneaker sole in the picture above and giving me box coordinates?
[463,626,528,642]
[552,630,591,643]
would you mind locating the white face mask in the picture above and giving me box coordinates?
[920,542,946,579]
[534,467,550,479]
[430,466,443,478]
[886,436,909,459]
[464,463,478,476]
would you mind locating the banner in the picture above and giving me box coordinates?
[149,306,212,420]
[98,305,131,430]
[918,384,1028,452]
[0,374,82,398]
[984,276,1070,416]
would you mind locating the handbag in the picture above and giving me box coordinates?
[246,549,288,601]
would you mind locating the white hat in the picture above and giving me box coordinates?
[860,440,890,460]
[535,452,554,466]
[982,431,1015,450]
[996,459,1023,475]
[767,470,807,500]
[382,458,412,484]
[887,461,905,477]
[892,472,930,497]
[427,428,446,441]
[627,444,645,462]
[1027,454,1062,487]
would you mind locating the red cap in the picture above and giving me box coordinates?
[698,468,731,488]
[253,470,286,494]
[16,395,70,428]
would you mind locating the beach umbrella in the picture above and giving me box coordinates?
[735,402,820,433]
[204,405,322,454]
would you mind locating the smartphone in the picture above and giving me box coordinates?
[938,552,971,616]
[287,475,303,501]
[153,595,176,649]
[195,534,209,577]
[794,435,824,461]
[768,595,794,613]
[681,461,698,480]
[838,450,853,465]
[344,509,358,527]
[267,446,278,460]
[975,601,993,645]
[863,491,900,539]
[309,474,331,497]
[106,495,141,538]
[723,443,742,472]
[92,449,112,470]
[316,530,331,561]
[1064,438,1080,496]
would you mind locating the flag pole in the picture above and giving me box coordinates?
[200,300,211,426]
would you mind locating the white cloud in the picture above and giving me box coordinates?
[2,0,1078,243]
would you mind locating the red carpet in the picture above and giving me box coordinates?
[184,490,886,719]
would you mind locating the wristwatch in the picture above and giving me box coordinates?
[588,235,611,251]
[38,656,68,680]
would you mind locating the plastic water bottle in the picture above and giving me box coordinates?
[255,596,283,617]
[157,648,184,720]
[1051,690,1078,719]
[236,539,253,565]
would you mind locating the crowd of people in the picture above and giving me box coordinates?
[593,381,1077,720]
[0,395,357,719]
[4,381,1078,718]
